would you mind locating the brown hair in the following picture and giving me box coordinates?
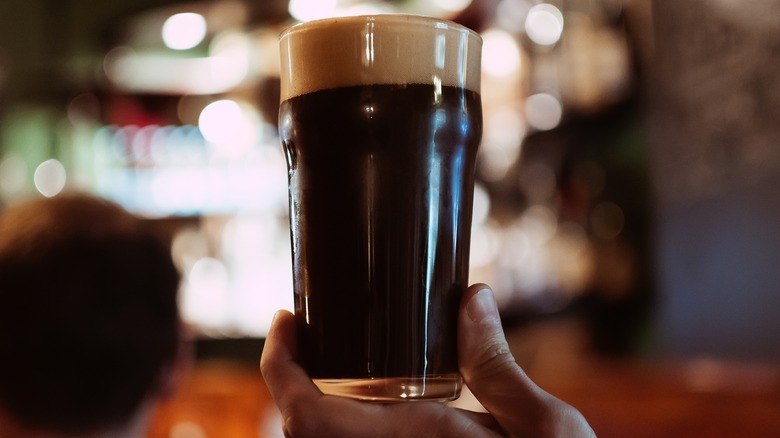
[0,194,180,434]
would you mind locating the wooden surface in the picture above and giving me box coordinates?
[148,360,281,438]
[508,318,780,438]
[148,320,780,437]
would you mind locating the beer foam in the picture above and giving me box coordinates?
[279,15,482,100]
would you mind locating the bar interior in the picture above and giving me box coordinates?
[1,0,779,436]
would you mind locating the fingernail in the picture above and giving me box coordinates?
[467,287,500,324]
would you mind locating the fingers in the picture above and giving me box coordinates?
[260,309,502,438]
[458,284,550,434]
[451,408,504,435]
[259,310,324,435]
[259,310,395,437]
[458,284,533,393]
[260,310,319,400]
[458,284,596,437]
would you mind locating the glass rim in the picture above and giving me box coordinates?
[280,14,482,42]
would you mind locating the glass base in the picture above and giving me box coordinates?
[313,374,462,402]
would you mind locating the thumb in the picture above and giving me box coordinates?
[458,284,550,434]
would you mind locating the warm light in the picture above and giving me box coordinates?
[289,0,339,22]
[221,213,294,336]
[338,4,392,16]
[524,3,564,47]
[209,31,251,88]
[485,106,526,150]
[479,143,517,183]
[470,221,501,268]
[104,47,247,95]
[479,106,525,182]
[182,257,230,330]
[170,422,207,438]
[33,159,66,197]
[432,0,473,13]
[198,99,256,151]
[496,0,532,33]
[520,205,558,247]
[482,29,522,77]
[472,183,491,225]
[162,13,207,50]
[525,92,563,131]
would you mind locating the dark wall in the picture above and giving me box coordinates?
[648,0,780,361]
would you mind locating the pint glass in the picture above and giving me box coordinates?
[279,14,482,401]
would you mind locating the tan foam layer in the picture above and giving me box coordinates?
[279,14,482,101]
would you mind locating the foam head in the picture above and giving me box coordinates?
[279,14,482,101]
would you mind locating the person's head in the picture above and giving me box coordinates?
[0,193,181,436]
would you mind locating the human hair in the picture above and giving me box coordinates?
[0,193,180,434]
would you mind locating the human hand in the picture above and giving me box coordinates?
[260,284,595,437]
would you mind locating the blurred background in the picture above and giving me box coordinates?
[1,0,779,436]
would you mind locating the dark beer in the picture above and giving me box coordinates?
[280,83,482,381]
[279,14,482,401]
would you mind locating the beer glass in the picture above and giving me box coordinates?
[279,14,482,402]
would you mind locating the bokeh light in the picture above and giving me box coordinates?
[182,257,230,331]
[432,0,473,13]
[482,29,522,77]
[479,105,526,182]
[162,13,207,50]
[169,422,208,438]
[23,0,643,343]
[209,31,251,88]
[470,220,502,268]
[525,92,563,131]
[198,99,257,153]
[519,204,558,247]
[33,159,67,197]
[495,0,532,33]
[289,0,339,22]
[472,183,491,225]
[524,3,564,47]
[220,213,294,336]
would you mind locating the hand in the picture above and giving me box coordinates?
[260,284,595,437]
